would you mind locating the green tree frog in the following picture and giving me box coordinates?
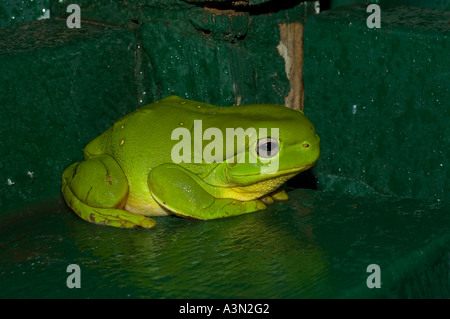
[62,96,320,229]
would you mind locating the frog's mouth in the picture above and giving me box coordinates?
[230,163,315,178]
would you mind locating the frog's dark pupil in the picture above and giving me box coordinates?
[257,139,278,157]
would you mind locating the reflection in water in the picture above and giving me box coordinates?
[0,190,331,298]
[67,189,330,298]
[3,189,449,298]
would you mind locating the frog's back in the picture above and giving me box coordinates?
[85,95,303,159]
[84,96,204,159]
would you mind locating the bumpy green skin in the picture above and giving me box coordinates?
[62,96,320,228]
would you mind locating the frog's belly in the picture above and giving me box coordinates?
[124,188,170,216]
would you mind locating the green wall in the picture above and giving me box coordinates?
[303,3,450,201]
[0,0,50,27]
[326,0,450,10]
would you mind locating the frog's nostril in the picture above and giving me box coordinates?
[302,143,310,149]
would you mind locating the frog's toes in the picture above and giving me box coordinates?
[136,216,157,229]
[109,211,157,229]
[256,200,267,210]
[89,209,157,229]
[260,196,274,205]
[270,189,289,201]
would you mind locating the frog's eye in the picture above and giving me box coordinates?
[256,137,279,158]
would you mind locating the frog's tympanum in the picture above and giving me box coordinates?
[62,96,320,229]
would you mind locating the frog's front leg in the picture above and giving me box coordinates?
[148,164,266,220]
[62,155,156,229]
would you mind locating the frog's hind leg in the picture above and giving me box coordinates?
[62,155,156,229]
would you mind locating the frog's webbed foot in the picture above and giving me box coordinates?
[148,164,266,220]
[62,155,156,229]
[260,189,289,205]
